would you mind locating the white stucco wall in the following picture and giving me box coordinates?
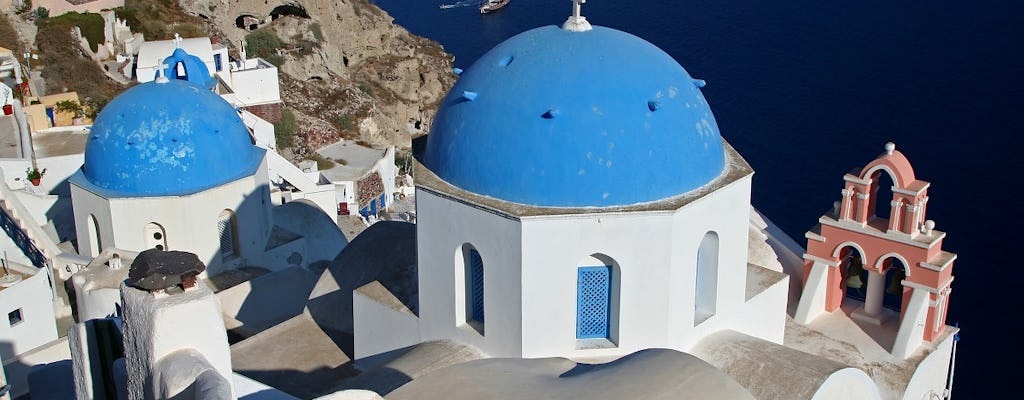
[516,175,755,359]
[411,174,772,360]
[375,148,398,210]
[811,368,882,400]
[224,62,281,106]
[0,154,84,193]
[0,264,58,361]
[730,272,789,345]
[669,176,754,350]
[121,282,234,400]
[353,282,421,359]
[240,110,277,150]
[0,351,8,400]
[519,211,673,359]
[902,332,955,400]
[136,38,216,84]
[70,157,273,276]
[1,336,70,399]
[416,189,523,357]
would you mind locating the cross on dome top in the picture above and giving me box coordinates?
[562,0,592,32]
[155,61,170,83]
[172,33,184,48]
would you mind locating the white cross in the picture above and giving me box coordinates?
[563,0,592,32]
[172,33,183,48]
[155,61,170,83]
[573,0,586,19]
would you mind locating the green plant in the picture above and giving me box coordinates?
[264,54,285,67]
[54,99,84,117]
[33,7,49,22]
[395,150,414,175]
[331,114,355,132]
[172,22,206,39]
[310,22,323,42]
[273,107,296,149]
[26,167,46,180]
[83,97,108,120]
[306,153,335,170]
[15,0,32,15]
[245,29,283,59]
[47,12,104,49]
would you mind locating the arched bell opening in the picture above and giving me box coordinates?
[869,170,897,221]
[881,258,909,313]
[837,246,867,305]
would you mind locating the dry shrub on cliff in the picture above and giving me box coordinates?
[0,15,20,51]
[46,12,104,50]
[274,108,297,149]
[115,0,205,40]
[35,16,120,102]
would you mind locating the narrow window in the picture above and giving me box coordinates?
[214,53,223,72]
[695,232,719,325]
[87,214,102,256]
[577,266,611,339]
[8,308,23,326]
[468,249,484,325]
[217,210,238,258]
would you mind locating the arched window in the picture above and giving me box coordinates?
[217,210,239,258]
[456,244,484,334]
[695,232,719,325]
[87,214,101,256]
[145,222,167,251]
[576,254,620,344]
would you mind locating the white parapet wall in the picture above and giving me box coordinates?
[120,281,234,400]
[353,281,421,360]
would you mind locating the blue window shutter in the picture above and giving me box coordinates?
[470,249,485,323]
[577,266,611,339]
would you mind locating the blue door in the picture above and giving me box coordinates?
[369,198,377,215]
[378,193,386,210]
[577,266,611,339]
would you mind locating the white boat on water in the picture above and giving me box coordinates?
[480,0,509,14]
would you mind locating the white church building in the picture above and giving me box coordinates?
[347,5,957,399]
[69,49,273,276]
[409,27,781,360]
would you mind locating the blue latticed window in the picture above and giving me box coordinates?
[469,249,484,323]
[577,266,611,339]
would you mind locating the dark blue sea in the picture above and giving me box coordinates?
[372,0,1022,396]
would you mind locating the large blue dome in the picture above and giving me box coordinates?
[422,25,726,207]
[83,79,262,196]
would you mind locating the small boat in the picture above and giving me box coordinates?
[479,0,509,14]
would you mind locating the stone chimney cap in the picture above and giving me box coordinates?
[127,249,206,292]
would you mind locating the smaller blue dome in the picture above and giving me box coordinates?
[83,79,262,196]
[160,48,216,89]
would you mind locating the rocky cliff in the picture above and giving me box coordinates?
[180,0,455,153]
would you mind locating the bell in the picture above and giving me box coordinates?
[844,255,864,288]
[846,274,864,289]
[886,269,905,295]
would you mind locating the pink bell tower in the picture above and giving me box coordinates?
[794,142,956,359]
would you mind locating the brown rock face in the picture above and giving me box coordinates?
[180,0,456,154]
